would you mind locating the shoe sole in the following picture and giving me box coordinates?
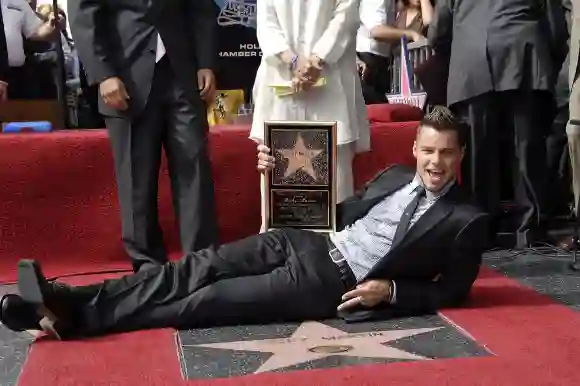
[17,259,61,340]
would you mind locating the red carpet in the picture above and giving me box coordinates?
[7,118,575,385]
[0,122,417,283]
[16,268,580,385]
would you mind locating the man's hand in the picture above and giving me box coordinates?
[33,13,64,40]
[337,280,392,312]
[197,69,216,101]
[99,77,129,111]
[256,144,275,173]
[0,82,8,101]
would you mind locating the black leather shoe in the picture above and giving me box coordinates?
[17,259,73,339]
[0,293,41,332]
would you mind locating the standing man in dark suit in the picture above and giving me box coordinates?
[68,0,219,271]
[546,0,573,222]
[567,0,580,225]
[429,0,568,247]
[0,0,8,100]
[0,107,491,339]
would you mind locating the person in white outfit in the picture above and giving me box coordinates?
[250,0,370,230]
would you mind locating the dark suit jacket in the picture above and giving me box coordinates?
[0,2,8,83]
[68,0,218,117]
[336,165,490,322]
[428,0,569,106]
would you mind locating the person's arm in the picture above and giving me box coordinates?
[427,0,453,56]
[311,0,360,64]
[542,0,569,76]
[419,0,434,26]
[392,213,490,312]
[370,24,423,43]
[12,0,43,40]
[256,0,294,66]
[359,0,387,39]
[189,0,218,71]
[0,4,9,88]
[68,0,116,85]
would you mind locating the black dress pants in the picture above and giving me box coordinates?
[453,90,552,242]
[546,57,572,217]
[105,57,217,271]
[77,229,347,336]
[358,51,391,104]
[5,66,31,99]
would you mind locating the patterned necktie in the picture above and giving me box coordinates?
[392,186,426,246]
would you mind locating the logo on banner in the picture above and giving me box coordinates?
[386,37,427,109]
[214,0,257,29]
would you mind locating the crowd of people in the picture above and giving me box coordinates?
[0,0,578,345]
[0,0,102,127]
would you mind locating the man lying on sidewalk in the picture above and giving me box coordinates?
[0,107,490,340]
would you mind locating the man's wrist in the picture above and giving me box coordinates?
[278,50,295,65]
[383,280,395,304]
[0,81,7,86]
[290,54,298,71]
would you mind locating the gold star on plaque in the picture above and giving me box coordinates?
[277,133,323,180]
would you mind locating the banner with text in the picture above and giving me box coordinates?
[214,0,261,102]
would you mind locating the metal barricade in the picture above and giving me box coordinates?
[389,40,434,94]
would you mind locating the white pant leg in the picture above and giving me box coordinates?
[259,173,268,233]
[335,143,355,203]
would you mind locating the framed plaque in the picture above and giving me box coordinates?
[264,121,337,232]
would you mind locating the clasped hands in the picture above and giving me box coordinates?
[337,279,392,312]
[291,55,323,93]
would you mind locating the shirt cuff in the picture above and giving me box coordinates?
[389,280,397,304]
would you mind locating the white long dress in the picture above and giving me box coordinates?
[250,0,370,228]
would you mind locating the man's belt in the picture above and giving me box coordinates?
[323,234,357,290]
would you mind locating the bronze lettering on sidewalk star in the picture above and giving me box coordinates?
[264,121,337,232]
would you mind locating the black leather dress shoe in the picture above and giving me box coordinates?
[0,293,41,332]
[17,259,74,339]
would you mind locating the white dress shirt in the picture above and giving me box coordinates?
[356,0,391,57]
[1,0,43,67]
[156,34,165,62]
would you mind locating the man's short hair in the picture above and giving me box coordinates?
[417,106,466,148]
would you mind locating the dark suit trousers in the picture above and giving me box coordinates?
[454,90,552,240]
[358,52,391,104]
[76,229,346,335]
[5,66,32,99]
[546,55,572,216]
[105,58,217,271]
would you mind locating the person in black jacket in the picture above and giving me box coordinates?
[429,0,568,247]
[68,0,219,271]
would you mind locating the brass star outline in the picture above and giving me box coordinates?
[193,321,442,373]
